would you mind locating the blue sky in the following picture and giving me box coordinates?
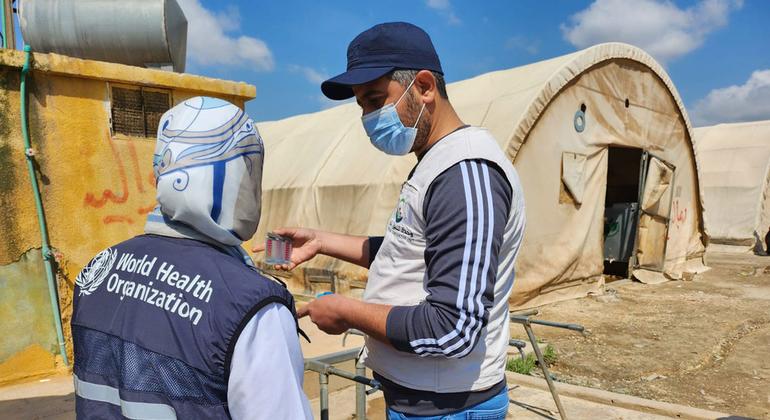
[14,0,770,126]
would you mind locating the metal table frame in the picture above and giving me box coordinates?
[304,347,380,420]
[304,314,585,420]
[510,309,585,420]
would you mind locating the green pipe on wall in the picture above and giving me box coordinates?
[20,45,70,366]
[1,0,7,49]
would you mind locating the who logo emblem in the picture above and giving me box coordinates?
[75,248,118,296]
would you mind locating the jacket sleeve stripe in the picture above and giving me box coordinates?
[407,160,475,349]
[411,161,492,357]
[452,161,496,359]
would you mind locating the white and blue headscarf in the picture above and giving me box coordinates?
[145,97,263,267]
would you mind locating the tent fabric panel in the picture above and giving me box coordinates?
[636,214,668,268]
[695,120,770,246]
[640,157,673,217]
[510,133,607,306]
[632,268,668,284]
[561,152,588,204]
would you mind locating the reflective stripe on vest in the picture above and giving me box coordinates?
[74,374,177,420]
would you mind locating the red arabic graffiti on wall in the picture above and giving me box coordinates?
[672,198,688,229]
[83,134,156,225]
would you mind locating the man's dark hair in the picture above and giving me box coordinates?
[391,69,448,99]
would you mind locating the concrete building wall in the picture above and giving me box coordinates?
[0,49,255,384]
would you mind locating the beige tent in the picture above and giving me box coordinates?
[695,120,770,253]
[254,43,707,307]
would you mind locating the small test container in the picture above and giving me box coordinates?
[265,233,293,265]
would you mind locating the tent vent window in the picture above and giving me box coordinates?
[110,86,171,138]
[625,98,630,108]
[574,103,587,133]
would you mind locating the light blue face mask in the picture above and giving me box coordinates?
[361,78,426,156]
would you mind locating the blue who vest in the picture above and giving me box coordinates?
[71,234,298,419]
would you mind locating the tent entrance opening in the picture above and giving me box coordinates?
[603,147,643,277]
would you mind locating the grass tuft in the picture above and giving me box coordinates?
[543,344,557,365]
[506,353,536,374]
[506,344,558,375]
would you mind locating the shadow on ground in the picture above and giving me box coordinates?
[0,393,74,419]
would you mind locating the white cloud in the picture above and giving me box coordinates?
[177,0,274,71]
[691,69,770,126]
[288,65,328,85]
[561,0,742,64]
[213,5,241,29]
[425,0,461,25]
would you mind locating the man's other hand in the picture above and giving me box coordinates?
[297,294,351,335]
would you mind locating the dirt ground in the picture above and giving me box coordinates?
[509,251,770,419]
[3,251,769,419]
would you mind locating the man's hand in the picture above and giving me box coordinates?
[298,294,393,342]
[253,229,374,270]
[253,227,323,271]
[297,294,351,335]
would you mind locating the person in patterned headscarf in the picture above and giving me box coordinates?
[71,97,312,420]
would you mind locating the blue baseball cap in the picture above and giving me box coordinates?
[321,22,444,100]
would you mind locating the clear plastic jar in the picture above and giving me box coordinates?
[265,233,293,265]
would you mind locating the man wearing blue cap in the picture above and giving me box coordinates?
[260,22,525,418]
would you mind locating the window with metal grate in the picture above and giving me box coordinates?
[110,86,171,138]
